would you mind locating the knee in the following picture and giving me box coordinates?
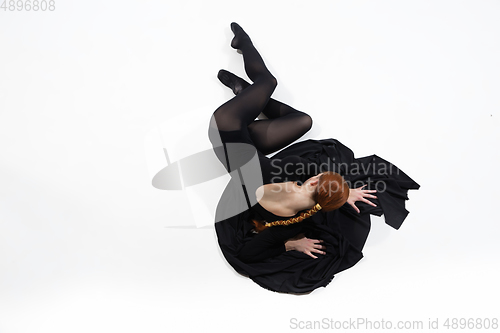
[269,75,278,88]
[255,74,277,92]
[300,113,313,132]
[263,74,277,89]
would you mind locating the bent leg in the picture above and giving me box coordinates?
[211,78,276,132]
[211,24,277,132]
[217,69,313,155]
[248,110,312,155]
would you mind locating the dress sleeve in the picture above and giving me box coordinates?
[237,223,304,263]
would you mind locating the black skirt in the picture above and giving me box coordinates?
[212,134,420,294]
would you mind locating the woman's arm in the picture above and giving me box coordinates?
[238,224,327,262]
[238,223,304,263]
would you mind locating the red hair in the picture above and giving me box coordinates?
[312,171,350,212]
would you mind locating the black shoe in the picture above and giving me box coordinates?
[217,69,251,95]
[230,22,252,50]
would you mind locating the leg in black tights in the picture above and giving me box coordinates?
[217,69,312,155]
[211,23,312,156]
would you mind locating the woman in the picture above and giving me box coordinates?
[208,23,419,293]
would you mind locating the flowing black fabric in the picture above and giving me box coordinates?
[210,132,420,294]
[208,23,419,294]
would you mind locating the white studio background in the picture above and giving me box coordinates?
[1,1,499,332]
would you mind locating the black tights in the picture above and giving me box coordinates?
[210,27,312,156]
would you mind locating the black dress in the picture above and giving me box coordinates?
[209,127,420,294]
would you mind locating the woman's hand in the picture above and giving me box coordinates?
[285,233,326,259]
[347,184,377,213]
